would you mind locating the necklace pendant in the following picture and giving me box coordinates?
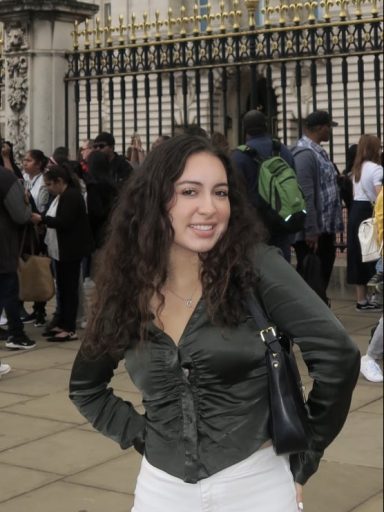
[185,298,193,308]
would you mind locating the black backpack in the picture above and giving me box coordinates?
[237,139,307,234]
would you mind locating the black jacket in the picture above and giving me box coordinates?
[0,167,31,273]
[44,186,93,261]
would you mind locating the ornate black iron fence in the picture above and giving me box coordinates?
[65,0,383,165]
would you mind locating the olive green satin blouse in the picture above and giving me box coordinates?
[69,244,360,485]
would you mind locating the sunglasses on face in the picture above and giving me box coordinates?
[93,143,108,149]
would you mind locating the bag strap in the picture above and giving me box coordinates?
[246,295,280,348]
[19,227,27,258]
[271,138,281,157]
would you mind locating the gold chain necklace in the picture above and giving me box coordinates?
[166,286,198,308]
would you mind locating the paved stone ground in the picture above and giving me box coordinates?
[0,268,382,512]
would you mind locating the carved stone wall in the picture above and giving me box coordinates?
[4,21,29,162]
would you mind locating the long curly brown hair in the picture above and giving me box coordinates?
[83,134,265,358]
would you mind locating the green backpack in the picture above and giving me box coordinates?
[237,139,307,233]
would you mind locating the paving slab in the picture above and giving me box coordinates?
[65,450,141,495]
[304,461,383,512]
[324,411,383,469]
[0,411,72,451]
[351,492,383,512]
[0,368,71,397]
[0,481,133,512]
[2,346,76,370]
[4,390,88,424]
[0,462,61,502]
[0,427,122,475]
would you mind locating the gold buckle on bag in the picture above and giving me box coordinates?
[260,327,276,342]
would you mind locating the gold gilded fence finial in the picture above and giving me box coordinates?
[290,2,303,24]
[304,1,318,21]
[118,14,126,44]
[261,0,274,27]
[94,17,102,46]
[230,0,242,30]
[143,12,151,40]
[105,15,113,45]
[167,8,176,38]
[244,0,259,29]
[204,3,213,34]
[192,4,201,35]
[83,18,90,49]
[218,0,228,32]
[276,1,289,25]
[320,0,334,20]
[154,10,162,39]
[72,20,79,50]
[179,5,188,36]
[336,0,349,17]
[351,0,363,16]
[370,0,378,15]
[131,13,137,42]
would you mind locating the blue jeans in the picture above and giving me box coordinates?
[376,258,383,274]
[0,273,24,337]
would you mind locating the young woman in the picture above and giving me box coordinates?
[347,134,383,310]
[32,164,92,341]
[69,135,359,512]
[21,149,50,326]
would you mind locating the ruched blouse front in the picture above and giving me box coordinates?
[69,244,360,485]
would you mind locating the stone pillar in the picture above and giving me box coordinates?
[0,0,98,162]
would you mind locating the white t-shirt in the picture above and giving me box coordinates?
[44,196,60,260]
[353,161,383,202]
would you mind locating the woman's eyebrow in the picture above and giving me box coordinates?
[175,180,228,187]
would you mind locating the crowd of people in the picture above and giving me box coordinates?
[0,112,382,509]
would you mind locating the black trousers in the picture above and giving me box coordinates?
[294,233,337,291]
[55,259,81,332]
[0,272,24,337]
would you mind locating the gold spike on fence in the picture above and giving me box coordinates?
[71,0,383,50]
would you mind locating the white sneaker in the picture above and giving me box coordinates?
[360,355,383,383]
[0,313,7,326]
[0,363,11,378]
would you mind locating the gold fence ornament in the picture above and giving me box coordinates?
[290,2,303,24]
[276,1,289,25]
[72,20,79,50]
[94,17,102,47]
[336,0,350,18]
[218,0,229,32]
[131,13,137,42]
[304,1,318,21]
[192,4,201,35]
[154,10,162,40]
[244,0,259,28]
[166,8,176,38]
[320,0,334,20]
[370,0,378,15]
[230,0,242,30]
[262,0,274,26]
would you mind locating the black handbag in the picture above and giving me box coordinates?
[247,297,311,455]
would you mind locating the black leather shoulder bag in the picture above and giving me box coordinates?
[247,297,311,455]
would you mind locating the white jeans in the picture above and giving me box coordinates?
[132,446,298,512]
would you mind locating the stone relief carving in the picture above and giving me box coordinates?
[5,22,29,162]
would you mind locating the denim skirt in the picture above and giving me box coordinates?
[131,445,298,512]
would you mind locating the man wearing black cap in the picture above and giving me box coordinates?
[93,132,133,185]
[292,110,343,296]
[231,109,296,261]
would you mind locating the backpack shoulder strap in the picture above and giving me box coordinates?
[237,144,262,161]
[271,138,281,156]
